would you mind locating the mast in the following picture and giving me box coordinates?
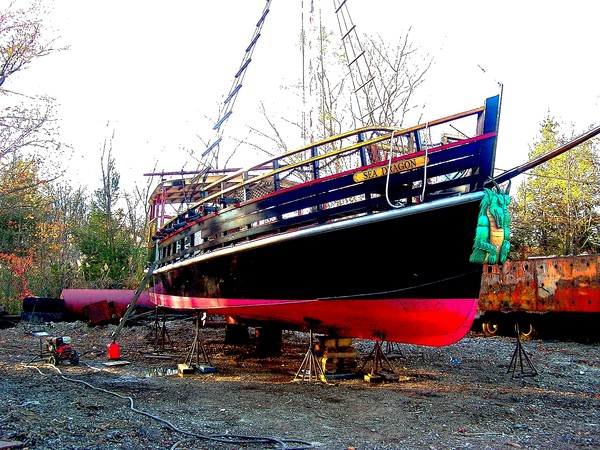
[492,124,600,186]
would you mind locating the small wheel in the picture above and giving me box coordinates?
[518,322,537,340]
[47,355,56,365]
[482,320,499,337]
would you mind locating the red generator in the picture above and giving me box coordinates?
[45,336,80,365]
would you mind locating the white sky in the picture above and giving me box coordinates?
[9,0,600,194]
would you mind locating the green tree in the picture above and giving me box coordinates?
[30,182,89,294]
[0,158,88,305]
[74,136,139,288]
[509,117,600,258]
[76,209,133,287]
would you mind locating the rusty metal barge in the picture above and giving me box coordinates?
[479,254,600,339]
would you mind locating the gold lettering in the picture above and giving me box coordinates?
[353,156,428,183]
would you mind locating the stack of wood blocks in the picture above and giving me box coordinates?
[316,337,357,375]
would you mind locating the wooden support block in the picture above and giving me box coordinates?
[363,372,383,383]
[318,336,357,376]
[102,360,131,367]
[178,363,195,377]
[323,351,356,359]
[323,338,352,348]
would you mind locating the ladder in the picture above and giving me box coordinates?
[333,0,384,128]
[203,0,273,159]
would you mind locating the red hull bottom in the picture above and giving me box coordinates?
[151,294,478,347]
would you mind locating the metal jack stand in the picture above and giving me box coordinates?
[507,324,538,379]
[152,309,172,351]
[294,329,326,383]
[180,312,214,376]
[360,341,399,382]
[384,341,405,359]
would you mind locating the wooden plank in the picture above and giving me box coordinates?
[144,354,172,360]
[322,352,356,359]
[178,363,195,377]
[323,338,352,347]
[0,439,24,449]
[102,360,131,367]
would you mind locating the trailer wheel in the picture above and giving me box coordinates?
[482,320,499,337]
[518,322,537,340]
[47,355,56,365]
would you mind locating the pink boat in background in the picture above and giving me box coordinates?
[60,289,155,324]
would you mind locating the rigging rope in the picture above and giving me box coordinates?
[419,122,431,202]
[332,0,384,128]
[316,270,482,300]
[202,0,273,164]
[384,130,404,209]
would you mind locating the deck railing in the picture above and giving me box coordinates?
[149,100,496,267]
[154,103,486,231]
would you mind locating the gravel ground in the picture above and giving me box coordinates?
[0,318,598,450]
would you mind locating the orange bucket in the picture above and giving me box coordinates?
[107,341,120,359]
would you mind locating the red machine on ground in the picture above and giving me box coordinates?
[44,336,80,365]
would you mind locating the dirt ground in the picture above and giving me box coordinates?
[0,317,598,450]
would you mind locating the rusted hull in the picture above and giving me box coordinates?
[479,254,600,313]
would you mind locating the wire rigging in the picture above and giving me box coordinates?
[384,130,404,209]
[420,122,432,202]
[202,0,273,163]
[332,0,384,128]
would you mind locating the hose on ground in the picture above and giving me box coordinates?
[23,362,313,450]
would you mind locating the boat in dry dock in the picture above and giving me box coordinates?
[142,1,600,348]
[146,95,502,346]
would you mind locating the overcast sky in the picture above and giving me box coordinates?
[10,0,600,194]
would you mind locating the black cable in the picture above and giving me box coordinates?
[24,363,314,450]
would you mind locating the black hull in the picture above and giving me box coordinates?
[153,193,483,302]
[150,193,484,345]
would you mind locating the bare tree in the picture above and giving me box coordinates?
[257,27,431,180]
[123,170,156,277]
[361,31,432,127]
[0,0,68,184]
[0,99,63,165]
[0,0,60,87]
[95,128,120,218]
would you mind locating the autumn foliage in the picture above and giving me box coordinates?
[0,252,34,300]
